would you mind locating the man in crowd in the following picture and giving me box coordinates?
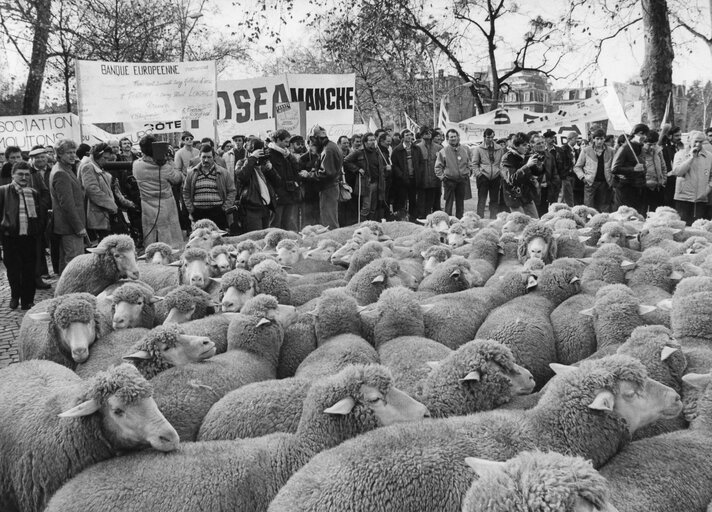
[530,133,560,216]
[49,139,86,273]
[612,123,649,215]
[661,125,683,208]
[28,146,52,287]
[299,126,342,229]
[501,132,541,219]
[268,129,301,231]
[557,130,579,206]
[416,126,442,217]
[174,131,198,176]
[351,133,363,151]
[471,128,504,219]
[391,129,424,221]
[574,128,614,213]
[337,136,351,157]
[1,146,23,186]
[183,143,236,230]
[435,128,473,219]
[344,132,385,221]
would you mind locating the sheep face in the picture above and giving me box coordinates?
[276,245,301,267]
[221,284,256,312]
[330,240,358,265]
[186,230,222,251]
[352,227,379,245]
[110,247,139,280]
[423,256,440,276]
[605,378,682,434]
[272,304,298,327]
[235,250,251,269]
[161,333,216,365]
[61,395,179,452]
[150,251,171,265]
[447,231,468,248]
[687,238,710,254]
[506,363,536,396]
[526,236,550,261]
[597,230,624,247]
[305,244,337,261]
[211,251,233,275]
[59,320,97,363]
[501,219,525,235]
[113,298,146,330]
[358,384,430,425]
[181,258,211,289]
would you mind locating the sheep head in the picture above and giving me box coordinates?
[87,234,139,280]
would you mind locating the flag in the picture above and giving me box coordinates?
[403,112,420,134]
[368,116,378,133]
[438,96,450,131]
[661,91,674,127]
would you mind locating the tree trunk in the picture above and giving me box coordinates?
[640,0,674,128]
[22,0,52,114]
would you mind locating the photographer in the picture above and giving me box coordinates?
[268,129,301,232]
[132,135,184,249]
[183,144,236,230]
[235,138,281,232]
[501,132,541,219]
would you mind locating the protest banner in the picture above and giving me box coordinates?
[75,60,217,124]
[216,73,356,139]
[275,101,306,137]
[0,113,81,150]
[324,124,368,139]
[82,118,214,146]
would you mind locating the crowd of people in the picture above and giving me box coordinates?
[0,119,710,310]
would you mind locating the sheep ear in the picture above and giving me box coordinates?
[29,312,51,321]
[526,275,538,290]
[168,260,183,267]
[210,277,223,284]
[656,298,673,312]
[459,370,481,382]
[578,236,590,243]
[416,218,427,224]
[123,350,152,361]
[86,246,106,254]
[497,245,505,255]
[577,258,592,265]
[579,227,592,235]
[569,276,580,284]
[137,254,147,260]
[281,265,293,270]
[550,363,578,375]
[638,304,657,315]
[579,307,595,317]
[420,304,435,314]
[450,269,461,279]
[371,274,386,284]
[287,274,302,280]
[588,390,615,411]
[256,317,272,328]
[171,249,181,254]
[104,294,114,302]
[59,399,101,418]
[425,361,440,371]
[323,396,356,415]
[150,295,164,304]
[356,305,369,313]
[464,457,506,478]
[682,373,712,390]
[660,346,678,361]
[669,270,683,280]
[620,260,636,270]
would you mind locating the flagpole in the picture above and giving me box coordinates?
[622,133,641,165]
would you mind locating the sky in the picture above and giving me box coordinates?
[3,0,712,98]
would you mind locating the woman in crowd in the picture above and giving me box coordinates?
[132,135,184,248]
[0,161,41,309]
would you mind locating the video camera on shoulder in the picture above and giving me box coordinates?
[152,142,171,167]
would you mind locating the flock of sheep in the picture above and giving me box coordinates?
[3,202,712,511]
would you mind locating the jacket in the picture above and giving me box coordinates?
[0,184,41,236]
[612,141,646,188]
[344,148,386,200]
[29,165,51,225]
[557,144,577,178]
[309,141,343,190]
[642,145,667,190]
[471,142,504,180]
[50,163,86,235]
[183,162,237,212]
[501,150,538,207]
[391,143,425,187]
[236,157,280,210]
[78,159,118,231]
[434,144,473,181]
[574,146,615,187]
[416,140,442,189]
[671,149,712,203]
[267,145,302,205]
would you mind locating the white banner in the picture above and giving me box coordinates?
[81,118,214,146]
[0,113,81,150]
[76,60,217,124]
[216,73,356,140]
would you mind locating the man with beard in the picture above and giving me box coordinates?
[434,128,473,218]
[299,126,343,229]
[344,132,386,222]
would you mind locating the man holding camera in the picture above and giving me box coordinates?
[501,132,541,219]
[183,144,236,230]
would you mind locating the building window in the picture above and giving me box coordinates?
[568,90,576,100]
[585,89,593,99]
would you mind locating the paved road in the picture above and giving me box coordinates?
[0,260,57,369]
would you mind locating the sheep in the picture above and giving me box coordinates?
[153,284,217,324]
[462,450,614,512]
[140,241,179,265]
[638,226,683,254]
[572,204,599,224]
[459,228,500,282]
[610,205,644,224]
[178,313,234,354]
[149,306,286,440]
[418,210,453,241]
[501,211,534,235]
[343,240,393,280]
[421,245,452,276]
[552,228,588,259]
[417,255,481,295]
[191,218,221,232]
[299,223,330,239]
[625,248,680,327]
[184,227,224,251]
[485,232,522,284]
[0,362,179,512]
[104,281,159,330]
[345,257,415,305]
[252,258,292,304]
[135,261,180,293]
[46,365,429,512]
[599,371,712,512]
[55,234,140,296]
[263,227,301,250]
[276,238,343,275]
[169,247,220,296]
[289,276,349,307]
[231,239,260,268]
[517,222,558,264]
[304,238,341,261]
[268,355,682,512]
[216,268,256,312]
[208,244,236,275]
[584,212,611,246]
[446,221,470,247]
[295,333,379,380]
[476,260,582,385]
[330,239,361,266]
[18,293,107,369]
[74,327,150,378]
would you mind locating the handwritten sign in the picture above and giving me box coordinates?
[75,60,217,124]
[0,113,81,150]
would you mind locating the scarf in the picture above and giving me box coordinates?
[11,181,37,235]
[268,142,290,157]
[254,166,271,205]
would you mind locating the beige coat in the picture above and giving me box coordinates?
[78,159,117,231]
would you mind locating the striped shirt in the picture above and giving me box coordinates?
[193,166,222,208]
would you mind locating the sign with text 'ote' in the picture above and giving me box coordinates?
[0,113,81,150]
[75,60,217,124]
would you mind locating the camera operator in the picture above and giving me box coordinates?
[501,132,542,219]
[235,138,280,232]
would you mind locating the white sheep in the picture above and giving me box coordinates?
[0,361,178,512]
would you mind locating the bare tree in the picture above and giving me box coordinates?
[641,0,674,127]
